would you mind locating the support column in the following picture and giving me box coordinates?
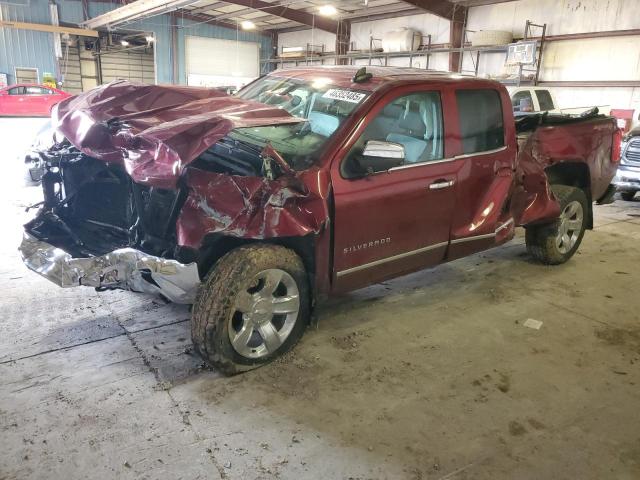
[448,5,467,72]
[335,19,350,65]
[270,30,278,73]
[81,0,90,21]
[170,12,179,84]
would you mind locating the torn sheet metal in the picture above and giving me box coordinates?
[177,167,331,248]
[53,81,304,188]
[511,136,561,227]
[513,113,618,226]
[20,232,200,303]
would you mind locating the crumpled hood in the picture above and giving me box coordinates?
[53,80,304,188]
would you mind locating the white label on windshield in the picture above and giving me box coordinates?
[322,89,366,103]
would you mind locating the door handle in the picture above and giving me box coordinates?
[429,180,455,190]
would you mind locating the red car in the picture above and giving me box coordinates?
[0,84,70,117]
[20,70,620,374]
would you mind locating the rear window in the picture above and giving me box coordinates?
[512,90,533,112]
[536,90,555,111]
[456,89,504,154]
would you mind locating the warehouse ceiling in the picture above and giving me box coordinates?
[182,0,413,29]
[176,0,518,31]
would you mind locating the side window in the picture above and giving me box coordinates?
[512,90,533,112]
[25,86,47,95]
[535,90,555,111]
[456,89,504,154]
[342,91,444,178]
[7,87,25,95]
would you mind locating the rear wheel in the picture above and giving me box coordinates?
[191,244,309,375]
[525,185,588,265]
[621,191,636,201]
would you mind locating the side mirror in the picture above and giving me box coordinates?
[357,140,405,174]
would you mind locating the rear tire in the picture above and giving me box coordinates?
[191,244,309,375]
[525,185,588,265]
[621,191,636,201]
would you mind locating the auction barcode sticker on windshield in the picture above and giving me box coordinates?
[322,89,366,103]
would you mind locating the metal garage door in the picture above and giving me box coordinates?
[99,47,155,84]
[185,35,259,88]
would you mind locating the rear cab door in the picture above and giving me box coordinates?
[446,85,518,260]
[329,82,462,293]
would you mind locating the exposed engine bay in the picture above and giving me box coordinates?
[27,142,183,259]
[25,132,309,260]
[21,122,329,302]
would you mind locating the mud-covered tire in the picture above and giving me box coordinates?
[191,244,309,375]
[621,191,636,201]
[525,185,588,265]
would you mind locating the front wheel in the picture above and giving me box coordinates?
[191,244,309,375]
[525,185,588,265]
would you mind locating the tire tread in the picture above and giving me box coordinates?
[191,244,308,375]
[525,185,588,265]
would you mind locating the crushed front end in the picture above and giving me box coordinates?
[20,142,200,303]
[19,80,333,303]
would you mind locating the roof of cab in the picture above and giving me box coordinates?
[268,65,497,91]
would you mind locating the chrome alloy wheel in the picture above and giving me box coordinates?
[556,200,584,254]
[228,268,300,359]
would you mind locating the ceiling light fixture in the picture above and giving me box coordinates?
[318,4,338,16]
[120,40,129,46]
[145,35,154,42]
[81,0,195,30]
[241,20,256,30]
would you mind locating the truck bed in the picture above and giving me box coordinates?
[515,110,619,201]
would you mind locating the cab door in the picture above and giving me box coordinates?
[447,87,518,260]
[330,87,462,293]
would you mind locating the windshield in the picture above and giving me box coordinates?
[234,76,369,169]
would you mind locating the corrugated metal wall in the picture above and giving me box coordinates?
[0,0,57,84]
[466,0,640,119]
[277,13,451,71]
[1,0,273,87]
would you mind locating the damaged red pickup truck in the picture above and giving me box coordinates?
[21,66,620,374]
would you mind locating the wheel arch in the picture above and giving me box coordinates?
[195,234,317,309]
[545,161,593,229]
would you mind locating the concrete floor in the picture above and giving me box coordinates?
[1,118,640,480]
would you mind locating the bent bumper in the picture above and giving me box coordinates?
[613,166,640,192]
[19,233,201,303]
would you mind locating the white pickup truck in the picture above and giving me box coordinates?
[509,87,610,116]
